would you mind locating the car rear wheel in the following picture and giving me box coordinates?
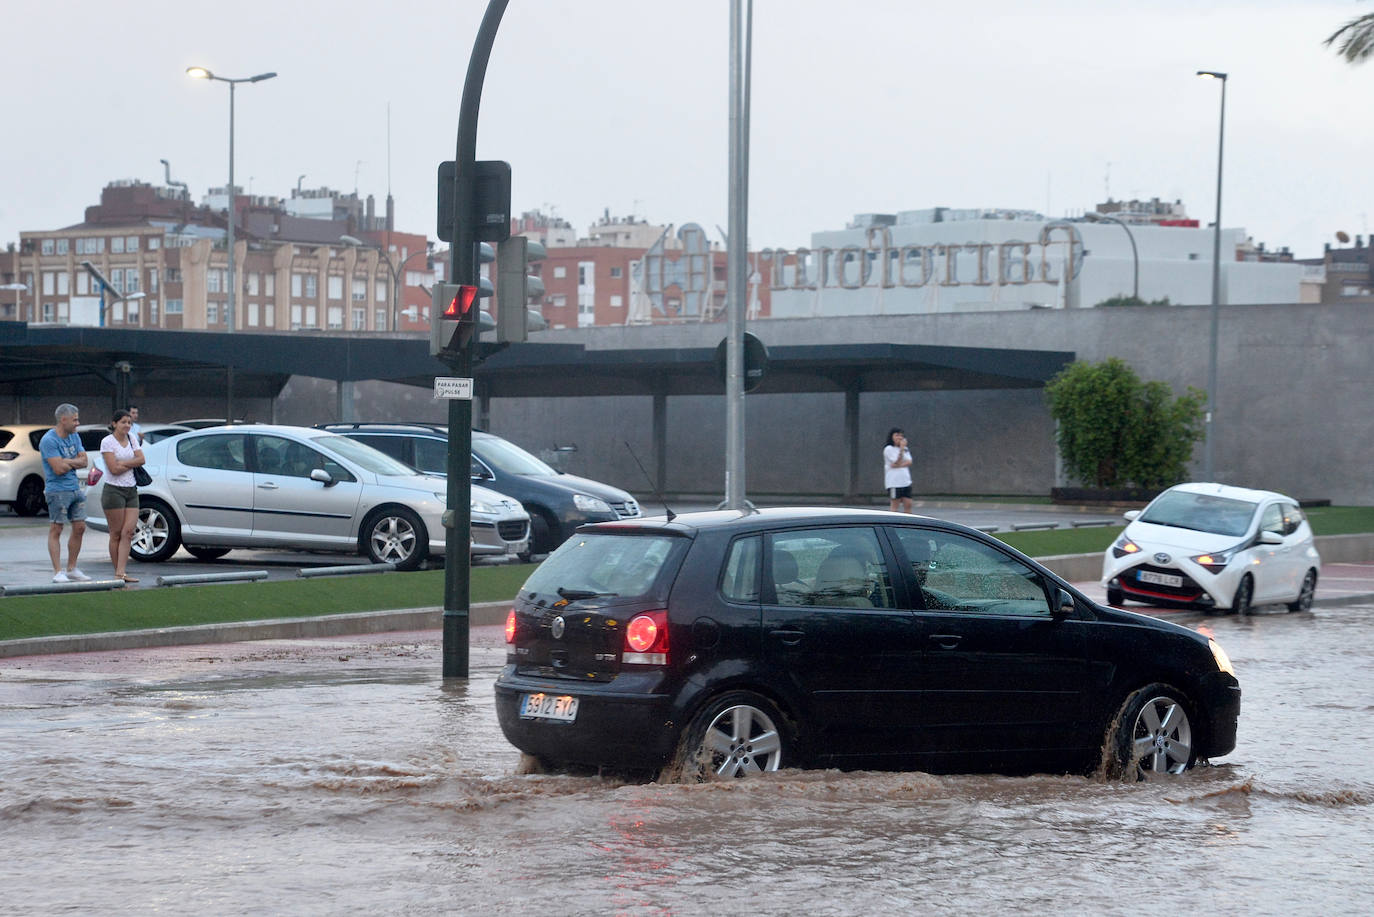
[185,546,232,561]
[15,476,45,516]
[1231,574,1254,616]
[362,506,427,571]
[1105,684,1197,780]
[662,690,792,783]
[131,499,182,563]
[1287,569,1317,612]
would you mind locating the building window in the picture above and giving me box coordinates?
[148,236,160,251]
[248,302,260,326]
[77,273,89,295]
[148,299,159,324]
[353,307,366,328]
[375,308,386,328]
[291,273,303,297]
[56,239,68,255]
[247,273,259,296]
[305,305,317,327]
[43,302,54,322]
[165,268,182,283]
[554,265,567,279]
[610,294,623,307]
[405,270,425,286]
[123,268,139,294]
[305,275,318,298]
[148,269,158,293]
[610,267,622,278]
[265,273,275,296]
[57,273,70,296]
[264,304,274,326]
[550,294,567,308]
[126,236,138,252]
[165,299,183,315]
[111,236,125,254]
[327,305,343,329]
[41,239,54,255]
[290,304,302,329]
[127,298,139,323]
[42,272,55,295]
[376,280,387,302]
[207,302,219,324]
[327,275,344,300]
[352,278,366,301]
[207,269,222,293]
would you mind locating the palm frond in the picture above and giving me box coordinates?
[1326,12,1374,63]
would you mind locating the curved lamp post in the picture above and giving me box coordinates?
[1083,211,1139,301]
[340,235,431,332]
[1197,69,1227,482]
[187,66,277,334]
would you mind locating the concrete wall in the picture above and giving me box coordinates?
[6,301,1368,503]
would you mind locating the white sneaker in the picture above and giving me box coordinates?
[52,571,70,583]
[67,568,90,582]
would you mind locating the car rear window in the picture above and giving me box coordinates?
[522,532,685,602]
[1139,490,1256,537]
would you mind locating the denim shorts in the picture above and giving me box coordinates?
[46,490,88,525]
[100,484,140,512]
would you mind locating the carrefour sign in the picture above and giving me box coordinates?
[757,223,1086,291]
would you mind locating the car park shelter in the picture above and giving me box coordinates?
[0,321,1072,498]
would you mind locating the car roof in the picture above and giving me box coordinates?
[583,506,971,536]
[1163,482,1294,504]
[319,422,448,435]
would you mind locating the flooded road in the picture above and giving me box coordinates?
[2,609,1371,916]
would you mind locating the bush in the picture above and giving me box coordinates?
[1095,295,1172,308]
[1044,358,1205,488]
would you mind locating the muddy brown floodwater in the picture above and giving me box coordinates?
[2,609,1372,916]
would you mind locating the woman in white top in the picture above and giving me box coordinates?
[883,427,913,514]
[99,410,146,583]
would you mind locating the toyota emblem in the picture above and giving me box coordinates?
[550,615,566,639]
[1154,552,1172,564]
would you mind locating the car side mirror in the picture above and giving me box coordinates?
[1054,588,1076,617]
[310,468,335,487]
[1123,510,1140,522]
[1259,530,1283,544]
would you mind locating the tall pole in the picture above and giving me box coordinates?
[1198,70,1227,482]
[443,0,509,678]
[724,0,752,510]
[227,80,236,334]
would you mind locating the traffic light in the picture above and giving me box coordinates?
[495,236,547,343]
[429,283,480,356]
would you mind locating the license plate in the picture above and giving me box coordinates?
[1138,569,1183,588]
[520,692,579,722]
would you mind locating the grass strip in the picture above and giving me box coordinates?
[0,563,534,642]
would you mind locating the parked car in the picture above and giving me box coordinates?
[76,423,193,484]
[85,424,529,569]
[319,423,641,556]
[495,508,1241,781]
[1102,482,1321,615]
[0,424,51,516]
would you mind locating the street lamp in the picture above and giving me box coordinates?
[187,66,277,334]
[1197,69,1227,482]
[340,234,430,332]
[1083,211,1139,301]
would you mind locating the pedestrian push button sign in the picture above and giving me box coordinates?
[434,377,474,400]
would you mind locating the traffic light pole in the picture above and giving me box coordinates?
[443,0,509,678]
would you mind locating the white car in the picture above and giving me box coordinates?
[86,424,529,570]
[0,424,51,516]
[1102,482,1320,614]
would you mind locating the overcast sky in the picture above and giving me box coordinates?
[3,1,1371,258]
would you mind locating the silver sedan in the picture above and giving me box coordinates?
[86,424,529,570]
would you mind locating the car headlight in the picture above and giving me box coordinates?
[1111,536,1142,559]
[471,497,498,514]
[1191,543,1244,574]
[433,492,448,504]
[573,493,613,514]
[1209,638,1235,676]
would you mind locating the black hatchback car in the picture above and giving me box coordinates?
[320,423,640,556]
[494,508,1241,781]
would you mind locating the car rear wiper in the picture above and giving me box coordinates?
[556,586,619,600]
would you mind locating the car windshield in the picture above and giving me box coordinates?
[475,435,557,476]
[1139,490,1258,537]
[523,533,683,600]
[309,434,419,477]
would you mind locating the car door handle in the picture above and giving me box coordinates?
[769,629,804,646]
[170,474,192,482]
[929,634,962,650]
[257,482,280,490]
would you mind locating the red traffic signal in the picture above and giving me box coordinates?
[442,284,479,320]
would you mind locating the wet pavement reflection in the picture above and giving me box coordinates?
[2,611,1371,915]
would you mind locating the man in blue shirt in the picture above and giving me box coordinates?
[40,403,89,583]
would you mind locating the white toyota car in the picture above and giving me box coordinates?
[1102,482,1320,615]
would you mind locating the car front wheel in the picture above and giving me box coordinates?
[362,506,427,571]
[1287,569,1317,612]
[662,690,793,783]
[1106,684,1197,780]
[131,499,182,563]
[1231,574,1254,616]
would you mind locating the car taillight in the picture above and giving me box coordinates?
[623,610,669,665]
[0,451,18,461]
[505,608,517,644]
